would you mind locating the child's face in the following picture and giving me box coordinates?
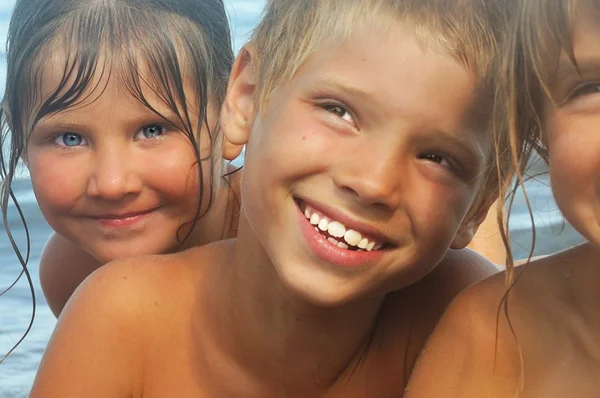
[25,55,214,263]
[544,7,600,247]
[236,27,490,305]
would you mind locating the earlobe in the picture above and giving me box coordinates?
[450,199,498,250]
[221,45,258,161]
[450,222,478,250]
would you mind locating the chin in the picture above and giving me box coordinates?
[88,245,154,265]
[275,261,371,308]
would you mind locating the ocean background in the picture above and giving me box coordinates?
[0,0,585,396]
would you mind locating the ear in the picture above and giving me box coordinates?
[221,44,258,161]
[450,199,497,250]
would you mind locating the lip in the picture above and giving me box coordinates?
[90,207,159,228]
[296,201,388,268]
[297,197,394,245]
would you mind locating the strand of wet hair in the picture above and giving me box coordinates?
[0,184,35,364]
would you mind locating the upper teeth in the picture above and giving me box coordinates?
[304,205,383,251]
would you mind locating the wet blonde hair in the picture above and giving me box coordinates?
[249,0,514,229]
[502,0,592,277]
[490,1,593,391]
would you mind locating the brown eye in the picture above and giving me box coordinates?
[571,83,600,98]
[323,104,354,125]
[418,152,452,169]
[422,153,443,163]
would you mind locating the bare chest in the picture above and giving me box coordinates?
[136,315,426,398]
[519,327,600,397]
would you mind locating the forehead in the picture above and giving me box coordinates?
[36,39,202,114]
[570,2,600,54]
[291,25,483,138]
[551,3,600,86]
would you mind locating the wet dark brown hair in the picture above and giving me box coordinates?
[0,0,233,362]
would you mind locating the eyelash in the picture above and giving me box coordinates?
[566,81,600,101]
[418,151,466,178]
[320,102,356,127]
[50,124,169,148]
[52,133,87,148]
[419,152,452,168]
[316,100,465,177]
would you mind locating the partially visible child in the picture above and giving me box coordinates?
[0,0,237,323]
[30,0,510,396]
[406,0,600,396]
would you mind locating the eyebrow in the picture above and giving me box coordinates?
[307,75,486,163]
[34,118,87,133]
[33,108,187,135]
[553,55,600,84]
[308,76,380,105]
[429,131,486,164]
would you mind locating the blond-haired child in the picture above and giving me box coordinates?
[31,0,511,396]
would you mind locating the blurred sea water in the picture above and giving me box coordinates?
[0,0,585,396]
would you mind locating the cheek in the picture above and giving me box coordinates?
[548,121,600,209]
[407,176,474,240]
[247,104,334,177]
[27,152,86,212]
[153,146,203,206]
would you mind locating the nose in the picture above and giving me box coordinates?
[333,144,404,210]
[86,148,143,201]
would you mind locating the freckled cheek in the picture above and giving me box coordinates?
[260,113,332,165]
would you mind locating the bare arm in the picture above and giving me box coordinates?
[31,261,144,397]
[39,233,102,317]
[405,276,521,397]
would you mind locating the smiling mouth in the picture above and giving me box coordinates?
[297,201,390,252]
[92,207,159,220]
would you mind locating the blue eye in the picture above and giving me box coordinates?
[137,125,165,139]
[55,133,86,147]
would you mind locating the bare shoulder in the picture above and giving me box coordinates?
[505,242,600,315]
[404,244,598,397]
[404,269,521,397]
[39,233,102,316]
[31,249,206,397]
[66,244,220,317]
[367,249,499,388]
[427,247,500,298]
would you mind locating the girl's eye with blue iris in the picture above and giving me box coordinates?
[137,125,165,139]
[55,133,85,147]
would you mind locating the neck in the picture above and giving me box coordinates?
[182,161,240,249]
[202,214,384,396]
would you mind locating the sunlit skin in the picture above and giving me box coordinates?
[31,25,498,397]
[406,6,600,397]
[29,50,239,316]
